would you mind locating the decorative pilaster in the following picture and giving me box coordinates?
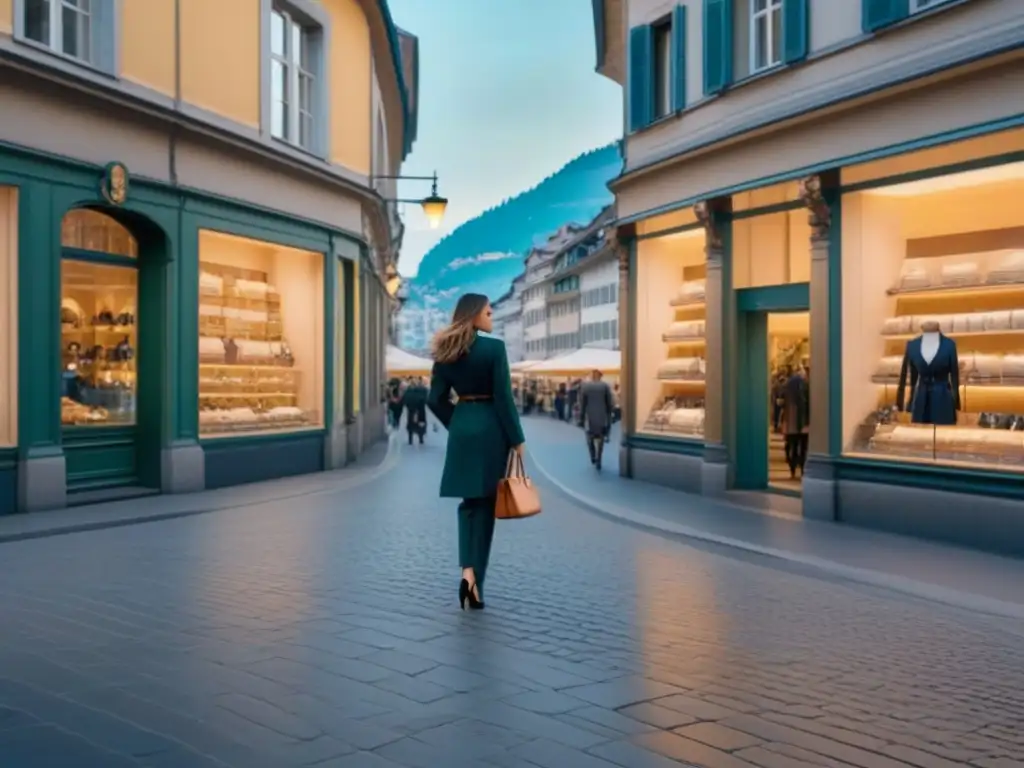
[613,225,633,436]
[799,171,839,520]
[695,199,731,495]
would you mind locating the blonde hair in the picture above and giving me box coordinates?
[432,293,488,364]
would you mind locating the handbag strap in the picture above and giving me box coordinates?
[505,450,527,479]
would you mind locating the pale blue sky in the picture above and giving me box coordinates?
[387,0,623,277]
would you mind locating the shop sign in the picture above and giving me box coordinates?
[100,162,130,206]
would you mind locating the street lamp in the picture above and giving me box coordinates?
[376,171,448,229]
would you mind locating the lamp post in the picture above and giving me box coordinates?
[375,171,449,229]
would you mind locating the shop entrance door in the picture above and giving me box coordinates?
[734,285,810,495]
[59,209,148,497]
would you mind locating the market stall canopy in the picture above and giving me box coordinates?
[510,359,542,372]
[525,347,621,375]
[386,345,433,375]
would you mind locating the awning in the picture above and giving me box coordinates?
[386,344,433,375]
[523,347,621,375]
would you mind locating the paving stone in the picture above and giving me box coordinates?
[675,722,765,751]
[0,434,1021,766]
[0,723,141,767]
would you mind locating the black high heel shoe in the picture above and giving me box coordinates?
[459,578,485,610]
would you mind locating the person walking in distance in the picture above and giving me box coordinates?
[401,376,429,445]
[579,369,614,470]
[428,294,525,610]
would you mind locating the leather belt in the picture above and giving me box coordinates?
[458,395,493,402]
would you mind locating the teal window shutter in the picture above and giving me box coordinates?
[702,0,733,96]
[628,25,653,131]
[670,5,687,112]
[782,0,808,64]
[862,0,910,33]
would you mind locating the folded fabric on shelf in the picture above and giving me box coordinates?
[939,261,981,286]
[983,310,1013,331]
[677,280,706,302]
[664,320,705,339]
[881,316,914,335]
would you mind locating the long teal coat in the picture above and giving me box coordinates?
[428,334,525,499]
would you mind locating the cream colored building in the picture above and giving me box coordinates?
[594,0,1024,554]
[0,0,420,512]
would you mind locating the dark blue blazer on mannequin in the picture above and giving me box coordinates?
[896,334,960,425]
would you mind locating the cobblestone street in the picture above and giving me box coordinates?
[2,430,1024,767]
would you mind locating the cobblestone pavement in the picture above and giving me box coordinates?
[2,437,1024,767]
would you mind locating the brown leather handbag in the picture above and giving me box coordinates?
[495,450,542,520]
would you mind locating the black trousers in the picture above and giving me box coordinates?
[784,433,808,474]
[458,497,496,598]
[586,430,605,466]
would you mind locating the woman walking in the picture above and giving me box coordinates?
[427,293,525,610]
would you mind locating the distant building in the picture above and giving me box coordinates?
[396,306,447,355]
[522,223,587,359]
[492,274,525,362]
[545,208,617,357]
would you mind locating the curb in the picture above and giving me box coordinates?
[526,447,1024,622]
[0,434,402,545]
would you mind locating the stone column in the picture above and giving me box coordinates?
[696,200,730,496]
[800,173,839,521]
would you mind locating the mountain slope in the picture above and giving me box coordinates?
[404,142,622,311]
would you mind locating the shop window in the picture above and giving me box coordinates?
[197,230,324,436]
[636,230,707,438]
[0,188,16,447]
[16,0,115,72]
[731,209,811,289]
[750,0,783,73]
[842,159,1024,471]
[59,210,138,428]
[268,1,327,155]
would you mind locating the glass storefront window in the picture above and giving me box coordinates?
[635,230,707,438]
[842,157,1024,470]
[198,231,324,436]
[59,210,138,427]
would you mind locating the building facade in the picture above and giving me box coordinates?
[594,0,1024,554]
[520,223,587,359]
[492,274,525,362]
[396,304,446,355]
[0,0,420,513]
[546,208,617,355]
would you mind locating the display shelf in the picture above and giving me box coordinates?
[872,376,1024,387]
[669,297,706,308]
[657,376,706,384]
[886,280,1024,297]
[882,329,1024,341]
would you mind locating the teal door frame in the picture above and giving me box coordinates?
[733,283,809,490]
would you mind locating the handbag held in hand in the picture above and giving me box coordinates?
[495,450,542,520]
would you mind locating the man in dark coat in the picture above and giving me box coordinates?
[402,377,429,445]
[579,369,614,470]
[782,366,810,478]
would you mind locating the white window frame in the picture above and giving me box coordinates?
[13,0,117,73]
[651,18,673,119]
[261,0,329,158]
[749,0,783,74]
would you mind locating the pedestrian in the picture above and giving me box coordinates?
[402,376,429,445]
[579,369,614,470]
[428,293,525,611]
[554,383,567,421]
[386,378,403,429]
[782,365,810,479]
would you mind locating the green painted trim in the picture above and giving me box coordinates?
[626,433,704,456]
[615,113,1024,226]
[636,221,703,241]
[836,456,1024,500]
[734,310,769,489]
[343,258,356,422]
[735,283,809,312]
[323,238,337,429]
[200,428,328,450]
[729,199,805,220]
[0,447,18,470]
[60,247,138,268]
[184,197,332,254]
[840,149,1024,195]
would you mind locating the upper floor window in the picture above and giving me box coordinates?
[266,1,327,156]
[910,0,950,11]
[750,0,783,73]
[652,18,673,119]
[17,0,114,72]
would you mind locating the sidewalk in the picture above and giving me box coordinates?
[523,416,1024,620]
[0,434,399,544]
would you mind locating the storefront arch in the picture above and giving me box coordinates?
[58,203,171,497]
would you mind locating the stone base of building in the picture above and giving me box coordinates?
[19,449,67,512]
[629,447,703,493]
[161,442,206,494]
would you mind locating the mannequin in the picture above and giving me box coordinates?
[896,320,960,425]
